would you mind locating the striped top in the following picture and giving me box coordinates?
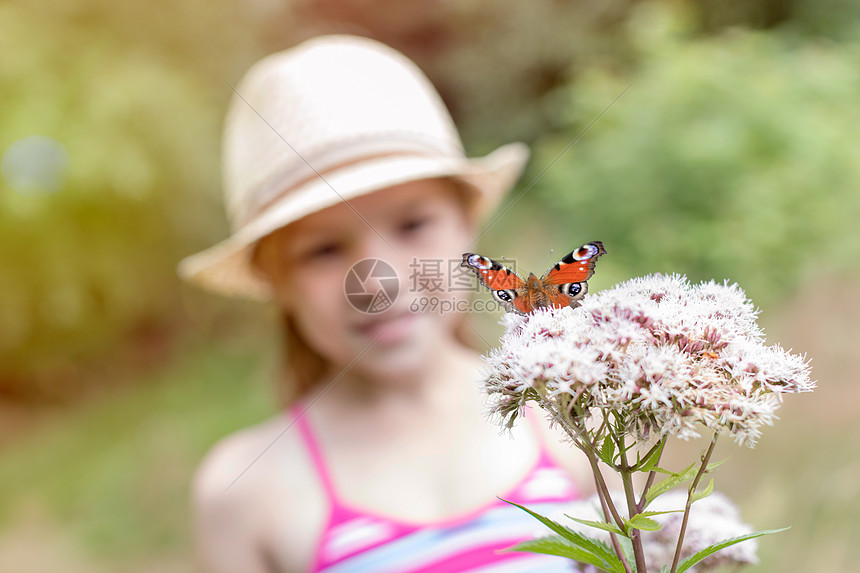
[292,407,581,573]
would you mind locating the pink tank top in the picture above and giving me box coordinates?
[291,406,581,573]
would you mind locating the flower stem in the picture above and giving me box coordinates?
[586,445,626,526]
[594,471,632,573]
[669,432,719,573]
[555,402,628,533]
[584,439,633,573]
[637,437,666,511]
[535,393,631,572]
[620,437,649,573]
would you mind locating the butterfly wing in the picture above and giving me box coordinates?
[460,253,527,314]
[540,241,606,307]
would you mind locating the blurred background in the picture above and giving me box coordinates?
[1,0,859,570]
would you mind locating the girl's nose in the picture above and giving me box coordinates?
[352,232,411,296]
[355,229,395,262]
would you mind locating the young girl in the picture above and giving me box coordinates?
[181,35,592,573]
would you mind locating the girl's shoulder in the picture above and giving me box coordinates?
[195,414,289,489]
[192,413,328,572]
[193,411,323,506]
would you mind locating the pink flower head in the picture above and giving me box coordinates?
[482,274,814,447]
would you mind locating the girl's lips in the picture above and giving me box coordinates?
[354,310,418,343]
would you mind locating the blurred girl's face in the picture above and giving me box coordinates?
[254,178,475,385]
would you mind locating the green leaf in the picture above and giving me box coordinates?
[690,477,714,503]
[625,514,662,531]
[675,527,790,573]
[644,462,697,506]
[638,439,666,473]
[501,499,597,543]
[502,500,623,572]
[617,535,635,572]
[705,458,728,472]
[638,509,684,518]
[618,439,636,458]
[599,434,616,465]
[566,515,626,536]
[508,535,622,573]
[650,466,676,475]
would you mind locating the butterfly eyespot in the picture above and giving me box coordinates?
[575,244,599,260]
[493,289,517,303]
[468,254,493,270]
[559,283,582,296]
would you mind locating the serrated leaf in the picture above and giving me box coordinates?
[638,439,666,473]
[599,434,616,465]
[650,466,676,475]
[625,513,662,531]
[617,535,635,571]
[644,462,697,506]
[690,477,714,503]
[675,527,790,573]
[502,499,598,544]
[619,439,636,457]
[638,509,684,518]
[501,499,623,572]
[705,457,728,472]
[566,515,626,536]
[508,535,622,572]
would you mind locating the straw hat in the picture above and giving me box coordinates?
[178,35,529,300]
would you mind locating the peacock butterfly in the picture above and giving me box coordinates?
[460,241,606,315]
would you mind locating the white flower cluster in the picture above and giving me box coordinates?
[561,491,758,572]
[482,274,814,446]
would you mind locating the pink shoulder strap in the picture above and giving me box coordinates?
[517,406,583,502]
[290,404,339,500]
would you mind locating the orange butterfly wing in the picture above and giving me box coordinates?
[542,241,606,285]
[462,242,606,315]
[461,254,523,290]
[543,289,577,309]
[460,253,525,314]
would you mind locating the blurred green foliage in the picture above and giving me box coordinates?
[0,0,239,399]
[2,0,860,571]
[2,0,860,399]
[0,0,643,400]
[529,2,860,303]
[0,334,273,559]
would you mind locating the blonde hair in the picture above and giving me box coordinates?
[275,312,326,405]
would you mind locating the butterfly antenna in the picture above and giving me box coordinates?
[499,256,519,274]
[536,248,555,269]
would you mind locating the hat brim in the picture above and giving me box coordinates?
[178,142,529,300]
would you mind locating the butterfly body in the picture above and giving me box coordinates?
[461,241,606,315]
